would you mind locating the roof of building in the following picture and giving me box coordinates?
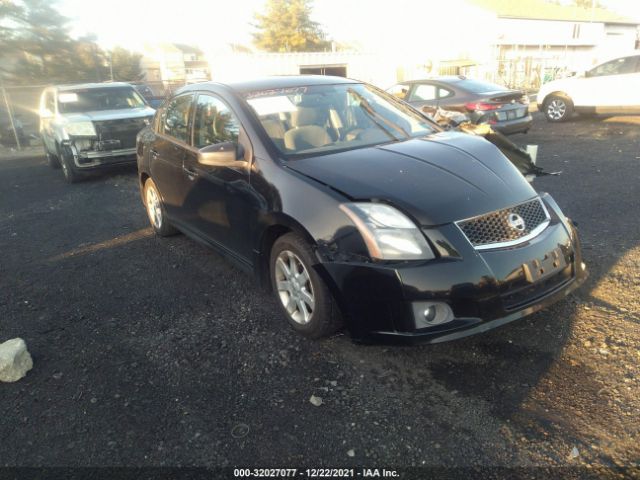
[173,43,203,54]
[468,0,639,24]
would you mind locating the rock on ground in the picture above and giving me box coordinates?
[0,338,33,382]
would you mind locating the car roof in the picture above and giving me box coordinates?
[55,82,134,92]
[400,76,469,85]
[181,75,359,95]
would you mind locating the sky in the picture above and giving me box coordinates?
[58,0,640,52]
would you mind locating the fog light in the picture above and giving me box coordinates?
[423,306,436,323]
[412,302,454,328]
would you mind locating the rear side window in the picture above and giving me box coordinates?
[438,87,454,99]
[412,84,437,101]
[192,94,240,149]
[161,94,193,143]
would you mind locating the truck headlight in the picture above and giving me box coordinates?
[64,121,96,137]
[340,203,435,261]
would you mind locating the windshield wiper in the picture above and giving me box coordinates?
[348,89,410,139]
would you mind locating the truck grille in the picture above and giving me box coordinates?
[92,117,147,150]
[457,198,549,249]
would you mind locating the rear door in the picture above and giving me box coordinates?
[149,93,194,221]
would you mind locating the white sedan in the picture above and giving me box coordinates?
[537,53,640,122]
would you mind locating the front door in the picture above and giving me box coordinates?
[181,93,254,264]
[577,56,640,112]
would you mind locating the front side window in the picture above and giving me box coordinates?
[43,91,55,113]
[245,83,437,158]
[192,94,240,149]
[589,56,638,77]
[387,84,409,100]
[412,84,438,101]
[57,87,146,113]
[161,94,193,143]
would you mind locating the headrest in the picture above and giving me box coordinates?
[290,107,319,127]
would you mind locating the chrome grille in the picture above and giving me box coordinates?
[457,198,549,249]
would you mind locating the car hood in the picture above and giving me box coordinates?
[285,132,537,226]
[62,107,155,123]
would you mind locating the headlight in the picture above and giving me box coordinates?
[340,203,435,261]
[64,121,96,137]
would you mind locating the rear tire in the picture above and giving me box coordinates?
[544,94,573,122]
[143,178,178,236]
[270,233,343,339]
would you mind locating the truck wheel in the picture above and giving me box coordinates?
[57,144,82,183]
[45,149,61,169]
[544,95,573,122]
[270,232,343,339]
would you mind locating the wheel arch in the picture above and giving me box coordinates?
[541,91,572,108]
[256,213,318,290]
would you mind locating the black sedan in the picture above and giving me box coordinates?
[387,76,533,135]
[136,75,585,343]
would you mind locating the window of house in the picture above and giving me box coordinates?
[161,94,193,143]
[192,95,240,149]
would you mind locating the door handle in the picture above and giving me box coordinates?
[183,165,198,179]
[150,148,159,159]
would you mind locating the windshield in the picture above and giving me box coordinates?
[57,87,146,113]
[244,83,436,158]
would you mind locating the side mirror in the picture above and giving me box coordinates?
[198,141,244,166]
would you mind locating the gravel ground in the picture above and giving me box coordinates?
[0,113,638,478]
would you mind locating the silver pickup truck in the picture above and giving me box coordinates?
[39,82,155,183]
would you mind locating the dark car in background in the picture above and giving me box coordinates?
[388,76,533,135]
[39,82,155,183]
[137,75,585,343]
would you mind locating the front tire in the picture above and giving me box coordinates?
[45,149,61,169]
[143,178,178,236]
[544,94,573,122]
[270,233,342,339]
[57,144,82,183]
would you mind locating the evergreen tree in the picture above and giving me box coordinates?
[253,0,330,52]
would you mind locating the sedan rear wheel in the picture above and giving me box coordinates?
[270,233,342,339]
[544,95,573,122]
[143,178,178,236]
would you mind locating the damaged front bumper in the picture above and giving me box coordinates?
[62,139,137,169]
[316,196,587,344]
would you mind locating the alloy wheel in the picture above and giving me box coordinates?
[547,99,566,120]
[274,250,315,324]
[146,185,163,230]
